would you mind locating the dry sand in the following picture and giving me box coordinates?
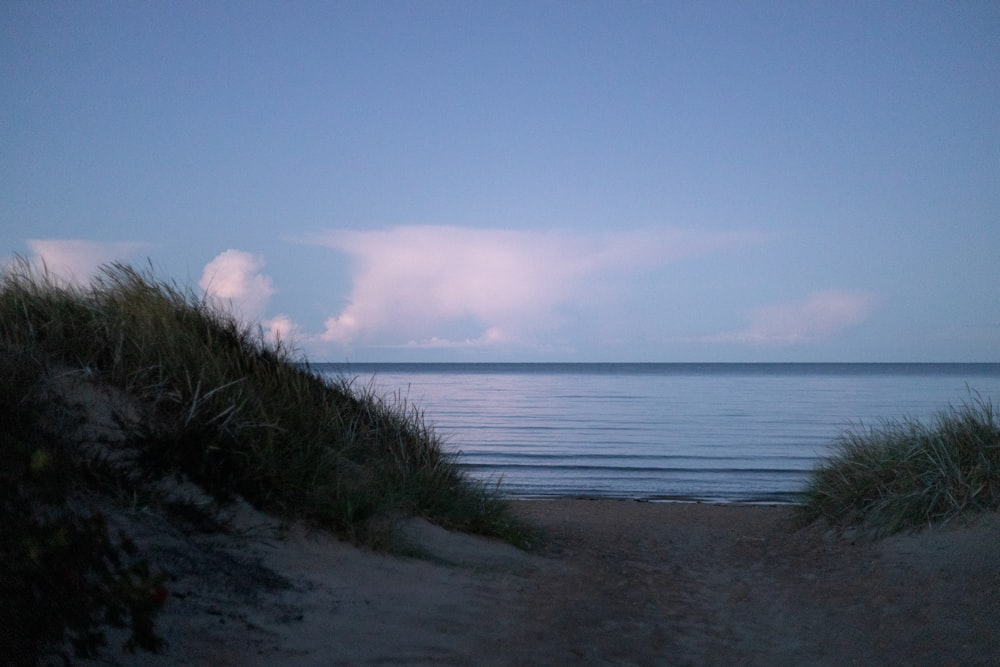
[88,498,1000,667]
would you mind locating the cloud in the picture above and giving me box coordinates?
[298,225,759,348]
[398,326,515,350]
[199,249,277,321]
[262,314,301,345]
[198,250,302,346]
[708,290,878,345]
[25,239,149,284]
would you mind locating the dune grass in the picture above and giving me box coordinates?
[1,258,534,661]
[0,258,528,542]
[0,260,531,664]
[796,394,1000,536]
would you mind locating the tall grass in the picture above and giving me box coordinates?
[0,258,527,545]
[796,394,1000,536]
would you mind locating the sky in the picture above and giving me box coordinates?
[2,1,999,362]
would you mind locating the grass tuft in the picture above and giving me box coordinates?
[796,393,1000,536]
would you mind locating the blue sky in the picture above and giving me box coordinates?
[3,1,998,362]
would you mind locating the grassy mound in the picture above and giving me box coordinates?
[796,395,1000,536]
[1,259,528,662]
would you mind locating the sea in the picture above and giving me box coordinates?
[314,363,1000,504]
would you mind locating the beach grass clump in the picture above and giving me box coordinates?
[796,395,1000,536]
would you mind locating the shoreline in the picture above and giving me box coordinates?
[506,493,804,504]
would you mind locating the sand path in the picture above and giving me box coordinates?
[506,500,999,666]
[99,499,999,666]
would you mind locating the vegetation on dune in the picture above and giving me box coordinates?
[796,394,1000,536]
[0,343,168,665]
[0,259,529,663]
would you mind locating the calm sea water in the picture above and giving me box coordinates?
[315,363,1000,504]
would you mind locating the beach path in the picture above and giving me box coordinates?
[105,500,999,666]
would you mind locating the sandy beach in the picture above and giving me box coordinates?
[89,497,1000,666]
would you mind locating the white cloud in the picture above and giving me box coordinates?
[399,326,515,350]
[199,249,276,321]
[25,239,149,284]
[262,314,300,345]
[708,290,878,345]
[299,225,759,349]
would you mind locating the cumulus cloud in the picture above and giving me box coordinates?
[25,239,149,284]
[709,290,878,345]
[299,225,759,348]
[261,314,301,344]
[199,249,277,321]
